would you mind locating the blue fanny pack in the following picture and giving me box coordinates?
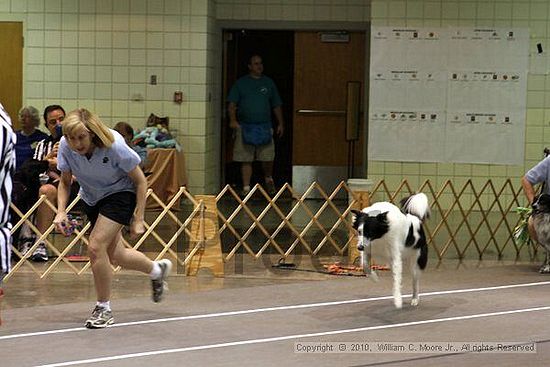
[241,122,272,146]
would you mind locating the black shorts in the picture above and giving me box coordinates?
[82,191,136,227]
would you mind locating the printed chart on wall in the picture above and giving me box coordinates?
[368,27,528,165]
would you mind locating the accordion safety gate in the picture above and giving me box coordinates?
[4,178,535,281]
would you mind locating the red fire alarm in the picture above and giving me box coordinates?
[174,91,183,104]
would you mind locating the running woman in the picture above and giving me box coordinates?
[54,108,171,329]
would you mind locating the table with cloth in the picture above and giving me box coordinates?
[145,148,187,210]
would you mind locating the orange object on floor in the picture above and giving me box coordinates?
[65,255,90,262]
[323,263,390,276]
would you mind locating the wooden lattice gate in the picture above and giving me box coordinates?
[4,179,535,281]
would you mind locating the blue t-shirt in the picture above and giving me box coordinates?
[15,130,49,169]
[227,75,282,124]
[525,156,550,195]
[57,129,141,206]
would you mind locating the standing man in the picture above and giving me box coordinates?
[0,102,16,320]
[227,54,284,196]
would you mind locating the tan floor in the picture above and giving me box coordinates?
[2,257,550,367]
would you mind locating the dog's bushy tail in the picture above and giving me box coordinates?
[400,193,430,221]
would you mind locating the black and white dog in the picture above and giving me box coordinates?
[531,194,550,273]
[352,193,430,308]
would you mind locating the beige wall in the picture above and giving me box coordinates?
[0,0,215,193]
[366,0,548,194]
[2,0,547,195]
[218,0,550,199]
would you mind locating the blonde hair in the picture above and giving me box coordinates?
[63,108,114,148]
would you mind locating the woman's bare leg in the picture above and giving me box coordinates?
[87,215,124,302]
[107,229,153,274]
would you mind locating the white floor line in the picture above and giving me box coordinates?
[2,279,550,342]
[34,305,550,367]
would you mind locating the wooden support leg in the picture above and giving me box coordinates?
[187,195,224,277]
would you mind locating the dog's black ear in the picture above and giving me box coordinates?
[376,211,389,222]
[399,195,412,210]
[351,209,362,228]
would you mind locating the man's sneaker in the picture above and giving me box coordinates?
[85,306,114,329]
[151,259,172,303]
[31,243,48,262]
[239,187,251,198]
[265,180,276,196]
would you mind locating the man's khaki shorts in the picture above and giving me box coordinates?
[232,126,275,162]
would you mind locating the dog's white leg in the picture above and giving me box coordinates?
[411,258,420,307]
[391,246,403,309]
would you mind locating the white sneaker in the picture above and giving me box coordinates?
[151,259,172,303]
[85,306,114,329]
[31,243,48,262]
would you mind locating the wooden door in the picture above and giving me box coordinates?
[293,31,365,186]
[0,22,23,129]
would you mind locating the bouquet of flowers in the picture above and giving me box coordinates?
[513,206,532,247]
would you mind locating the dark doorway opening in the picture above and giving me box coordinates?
[222,29,294,191]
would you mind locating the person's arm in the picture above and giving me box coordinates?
[228,102,239,129]
[127,165,147,238]
[53,170,72,234]
[521,176,537,205]
[44,142,59,169]
[273,106,284,138]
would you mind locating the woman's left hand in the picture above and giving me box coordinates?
[130,218,146,239]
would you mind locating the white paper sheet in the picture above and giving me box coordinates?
[369,26,528,165]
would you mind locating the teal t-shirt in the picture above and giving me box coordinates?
[227,75,282,124]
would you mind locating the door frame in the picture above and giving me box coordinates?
[218,20,371,190]
[0,17,25,129]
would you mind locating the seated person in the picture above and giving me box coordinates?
[113,121,148,169]
[18,105,78,262]
[14,106,48,170]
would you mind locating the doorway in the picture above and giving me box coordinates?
[222,30,294,191]
[221,29,366,194]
